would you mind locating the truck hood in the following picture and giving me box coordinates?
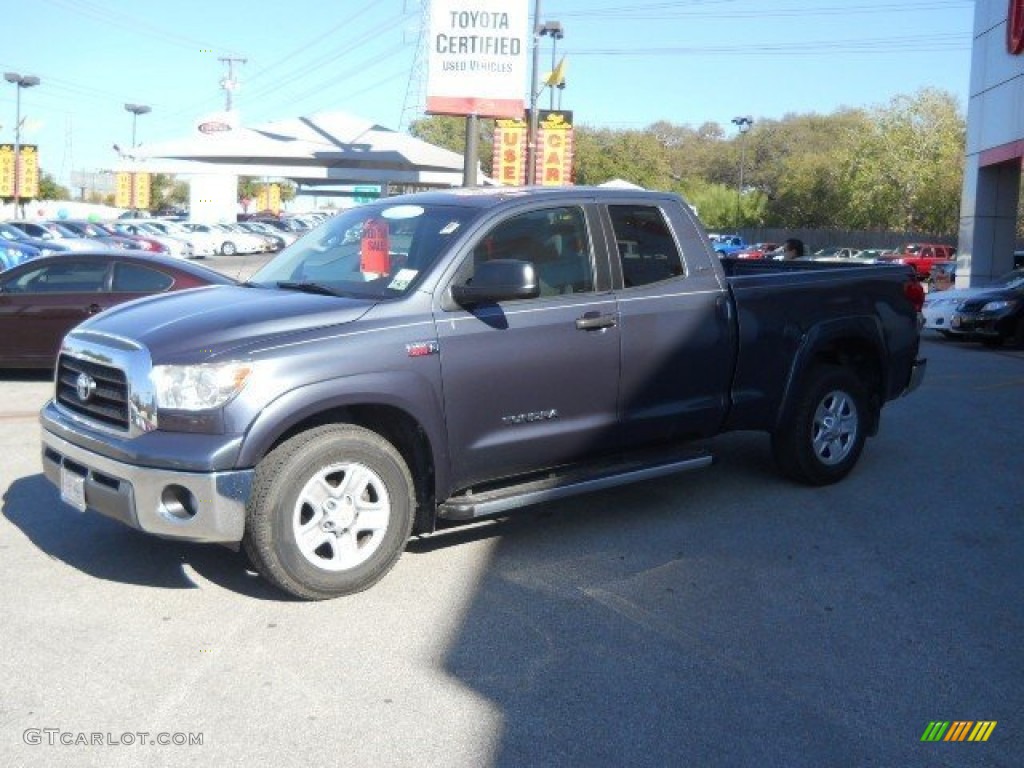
[75,284,376,361]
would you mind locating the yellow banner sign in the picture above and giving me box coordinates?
[115,172,151,209]
[0,144,39,198]
[492,119,527,186]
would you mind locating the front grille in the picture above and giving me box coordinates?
[56,355,130,431]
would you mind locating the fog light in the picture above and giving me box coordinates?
[161,485,198,520]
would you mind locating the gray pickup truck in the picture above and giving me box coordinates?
[40,188,926,599]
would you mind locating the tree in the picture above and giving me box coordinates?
[150,173,187,210]
[408,115,494,177]
[841,88,965,235]
[38,172,70,201]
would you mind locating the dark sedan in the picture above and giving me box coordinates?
[950,286,1024,347]
[0,251,235,368]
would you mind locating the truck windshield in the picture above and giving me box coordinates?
[248,203,479,300]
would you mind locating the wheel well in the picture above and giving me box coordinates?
[269,405,436,534]
[808,338,884,433]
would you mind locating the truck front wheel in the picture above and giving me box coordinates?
[771,365,868,486]
[243,425,415,600]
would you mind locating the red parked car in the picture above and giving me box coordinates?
[0,251,234,368]
[879,243,956,279]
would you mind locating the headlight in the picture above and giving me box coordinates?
[151,362,255,410]
[980,299,1018,312]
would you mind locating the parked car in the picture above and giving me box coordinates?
[0,221,74,257]
[949,285,1024,347]
[879,243,956,278]
[138,219,218,258]
[0,251,235,368]
[181,222,266,255]
[922,268,1024,338]
[928,261,956,291]
[709,234,748,256]
[110,221,194,259]
[236,221,294,250]
[734,242,779,259]
[56,219,149,252]
[39,187,926,599]
[0,237,41,271]
[5,220,96,252]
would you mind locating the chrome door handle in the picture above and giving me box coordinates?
[575,312,617,331]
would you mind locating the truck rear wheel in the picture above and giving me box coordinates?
[243,425,415,600]
[771,365,868,486]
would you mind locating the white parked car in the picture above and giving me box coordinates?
[142,220,219,258]
[182,223,266,255]
[922,268,1024,337]
[111,221,194,260]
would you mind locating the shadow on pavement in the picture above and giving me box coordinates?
[3,474,298,601]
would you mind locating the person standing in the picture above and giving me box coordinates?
[782,238,805,260]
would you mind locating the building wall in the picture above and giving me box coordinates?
[958,0,1024,286]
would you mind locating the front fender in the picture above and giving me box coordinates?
[236,370,450,493]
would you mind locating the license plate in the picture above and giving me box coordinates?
[951,315,962,329]
[60,466,87,512]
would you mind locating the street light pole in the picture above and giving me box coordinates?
[4,72,41,219]
[124,103,151,149]
[525,0,543,187]
[546,21,563,110]
[731,115,753,232]
[124,103,151,211]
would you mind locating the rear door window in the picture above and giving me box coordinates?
[607,205,684,288]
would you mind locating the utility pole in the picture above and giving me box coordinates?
[219,56,247,111]
[525,0,542,187]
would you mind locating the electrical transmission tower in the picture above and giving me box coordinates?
[219,56,248,111]
[399,0,428,131]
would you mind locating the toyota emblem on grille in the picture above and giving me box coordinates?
[76,372,97,402]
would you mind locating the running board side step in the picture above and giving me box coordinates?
[438,450,713,521]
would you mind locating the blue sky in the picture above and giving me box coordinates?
[2,0,974,189]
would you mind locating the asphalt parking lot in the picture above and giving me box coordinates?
[1,290,1021,766]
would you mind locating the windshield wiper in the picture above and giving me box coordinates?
[276,280,342,296]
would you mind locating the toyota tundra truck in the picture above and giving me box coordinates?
[40,187,926,600]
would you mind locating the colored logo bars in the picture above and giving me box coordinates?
[920,721,997,742]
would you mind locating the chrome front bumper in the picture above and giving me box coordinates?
[41,429,253,543]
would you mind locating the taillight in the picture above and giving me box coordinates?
[904,278,925,313]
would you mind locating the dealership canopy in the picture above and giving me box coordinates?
[122,111,471,189]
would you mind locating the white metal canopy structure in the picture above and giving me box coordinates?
[123,111,470,189]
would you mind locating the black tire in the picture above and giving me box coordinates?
[771,365,868,486]
[221,241,237,256]
[242,424,415,600]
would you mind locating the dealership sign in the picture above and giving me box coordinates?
[1010,0,1024,54]
[426,0,528,118]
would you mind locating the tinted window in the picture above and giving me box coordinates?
[461,206,595,297]
[608,205,684,287]
[112,263,174,292]
[6,262,108,293]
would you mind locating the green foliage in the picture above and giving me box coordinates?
[151,174,188,208]
[38,171,69,201]
[408,115,494,176]
[406,89,966,237]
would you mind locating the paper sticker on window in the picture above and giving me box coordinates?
[439,221,461,235]
[361,219,390,275]
[388,268,419,292]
